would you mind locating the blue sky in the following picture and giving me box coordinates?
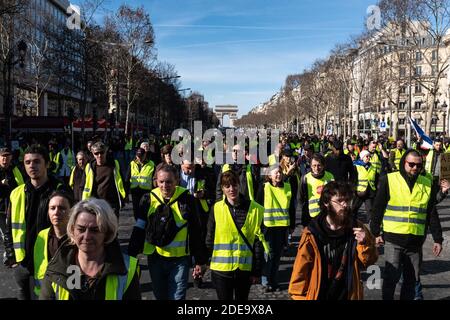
[95,0,375,117]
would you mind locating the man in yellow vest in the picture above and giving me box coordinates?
[3,145,67,300]
[371,149,444,300]
[388,139,406,172]
[0,147,25,245]
[353,150,377,223]
[54,140,75,185]
[82,141,125,218]
[425,139,444,179]
[300,153,334,227]
[124,135,134,166]
[125,148,155,220]
[215,144,260,202]
[127,164,207,300]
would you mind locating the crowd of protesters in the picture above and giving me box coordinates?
[0,128,448,301]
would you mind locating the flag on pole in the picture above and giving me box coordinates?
[409,117,433,149]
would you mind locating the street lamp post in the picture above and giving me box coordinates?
[3,40,27,147]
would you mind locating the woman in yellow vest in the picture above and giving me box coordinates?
[39,198,141,300]
[256,166,296,293]
[300,153,334,227]
[206,171,268,300]
[33,191,74,296]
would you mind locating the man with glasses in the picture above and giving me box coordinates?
[289,181,378,300]
[82,142,125,218]
[371,149,445,300]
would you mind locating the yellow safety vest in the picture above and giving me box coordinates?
[355,165,376,193]
[196,180,209,213]
[222,164,254,201]
[263,182,291,227]
[425,150,435,175]
[33,227,51,296]
[290,143,301,157]
[54,149,75,173]
[51,254,138,300]
[130,160,155,190]
[393,149,405,171]
[143,187,189,257]
[383,172,431,236]
[370,152,382,174]
[311,142,320,153]
[305,171,334,218]
[268,154,277,166]
[12,167,24,186]
[125,138,133,151]
[210,199,268,272]
[18,147,25,163]
[10,185,27,263]
[82,160,126,204]
[69,167,76,188]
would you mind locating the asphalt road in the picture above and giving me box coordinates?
[1,197,450,300]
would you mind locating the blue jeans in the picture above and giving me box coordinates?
[147,254,190,300]
[261,227,288,289]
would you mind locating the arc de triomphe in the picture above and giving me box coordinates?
[214,105,238,127]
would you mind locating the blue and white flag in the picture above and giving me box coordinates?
[409,117,433,149]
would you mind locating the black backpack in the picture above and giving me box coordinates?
[146,190,188,247]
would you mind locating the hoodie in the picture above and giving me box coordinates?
[370,149,443,249]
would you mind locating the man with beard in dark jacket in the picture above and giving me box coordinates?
[3,145,67,300]
[371,149,445,300]
[324,140,357,184]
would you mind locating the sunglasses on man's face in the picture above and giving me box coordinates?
[406,161,422,169]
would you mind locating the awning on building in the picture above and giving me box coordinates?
[11,116,69,132]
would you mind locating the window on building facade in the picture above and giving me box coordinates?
[415,83,422,93]
[415,101,422,110]
[399,118,406,125]
[415,66,422,76]
[400,86,407,94]
[400,67,406,77]
[400,102,406,110]
[432,50,438,61]
[416,51,422,62]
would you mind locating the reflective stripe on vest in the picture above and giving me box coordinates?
[10,185,27,262]
[305,171,334,218]
[34,227,50,296]
[221,164,254,201]
[210,200,267,272]
[263,182,291,227]
[83,160,126,203]
[51,254,138,300]
[130,161,154,190]
[143,186,189,257]
[383,172,431,236]
[394,149,405,171]
[12,167,24,186]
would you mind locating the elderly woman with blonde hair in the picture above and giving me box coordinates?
[39,198,141,300]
